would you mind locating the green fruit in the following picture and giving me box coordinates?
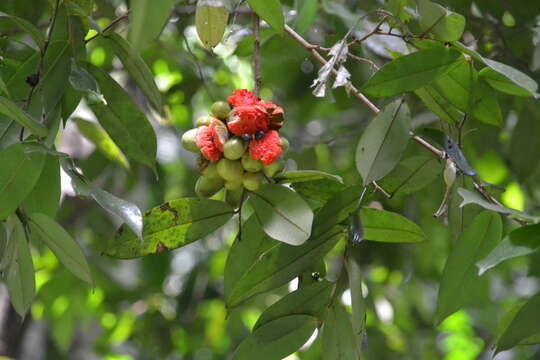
[224,178,243,190]
[241,153,263,172]
[195,175,224,198]
[211,101,231,119]
[195,115,215,127]
[243,172,263,191]
[263,160,285,178]
[225,188,244,209]
[280,137,289,153]
[201,163,219,178]
[223,137,247,160]
[181,129,199,152]
[216,158,244,181]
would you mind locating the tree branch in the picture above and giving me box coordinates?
[253,13,262,97]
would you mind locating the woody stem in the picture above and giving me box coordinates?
[253,13,262,97]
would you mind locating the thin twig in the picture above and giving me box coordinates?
[348,15,388,46]
[253,13,262,97]
[84,13,129,43]
[183,36,215,101]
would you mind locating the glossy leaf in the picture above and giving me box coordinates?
[86,64,157,171]
[128,0,176,51]
[418,0,465,41]
[476,224,540,275]
[0,12,45,49]
[322,306,359,359]
[0,143,46,220]
[247,0,284,33]
[106,33,163,113]
[195,0,229,49]
[291,178,347,210]
[497,291,540,352]
[233,315,317,360]
[361,208,426,243]
[276,170,343,184]
[377,156,441,197]
[436,211,502,323]
[254,280,334,329]
[74,118,129,168]
[227,227,343,307]
[0,96,47,137]
[346,256,365,355]
[40,40,71,115]
[361,48,462,97]
[248,184,314,245]
[22,155,61,218]
[0,77,9,98]
[68,60,99,94]
[5,216,35,317]
[414,85,462,124]
[457,188,539,222]
[105,198,234,259]
[356,100,410,185]
[479,67,533,97]
[294,0,319,34]
[29,213,92,285]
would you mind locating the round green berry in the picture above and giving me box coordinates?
[195,175,224,198]
[263,160,285,178]
[241,153,263,172]
[181,128,199,152]
[211,101,231,119]
[243,172,263,192]
[280,137,289,153]
[224,178,243,191]
[195,115,215,127]
[216,158,244,181]
[223,137,247,160]
[201,163,219,178]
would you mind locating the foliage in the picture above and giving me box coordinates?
[1,0,540,359]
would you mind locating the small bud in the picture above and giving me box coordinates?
[443,159,457,188]
[195,115,215,127]
[26,73,39,87]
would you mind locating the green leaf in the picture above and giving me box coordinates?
[254,280,334,329]
[361,48,462,97]
[345,256,365,355]
[22,155,61,218]
[414,85,462,124]
[452,41,539,97]
[247,0,284,33]
[291,178,347,211]
[418,0,465,41]
[476,224,540,275]
[128,0,176,51]
[457,188,539,222]
[356,100,411,185]
[39,40,72,115]
[106,33,163,113]
[436,211,502,324]
[294,0,319,34]
[73,118,129,168]
[28,213,92,285]
[5,216,35,317]
[68,60,99,94]
[479,67,533,97]
[0,96,47,137]
[0,12,46,49]
[105,198,234,259]
[195,0,229,49]
[377,156,441,197]
[276,170,343,184]
[497,291,540,352]
[0,143,46,220]
[0,76,10,98]
[248,184,314,246]
[227,227,342,307]
[233,315,317,360]
[361,208,426,243]
[433,61,502,126]
[224,216,275,302]
[321,306,359,359]
[86,64,157,171]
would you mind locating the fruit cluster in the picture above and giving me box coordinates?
[182,89,289,204]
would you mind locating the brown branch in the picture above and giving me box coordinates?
[84,13,129,43]
[253,13,262,97]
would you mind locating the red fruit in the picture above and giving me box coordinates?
[196,125,222,163]
[227,105,269,136]
[260,101,284,124]
[249,130,282,165]
[210,119,229,152]
[228,89,259,107]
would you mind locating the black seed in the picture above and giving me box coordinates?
[26,73,39,87]
[254,130,265,140]
[311,272,320,281]
[242,133,250,141]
